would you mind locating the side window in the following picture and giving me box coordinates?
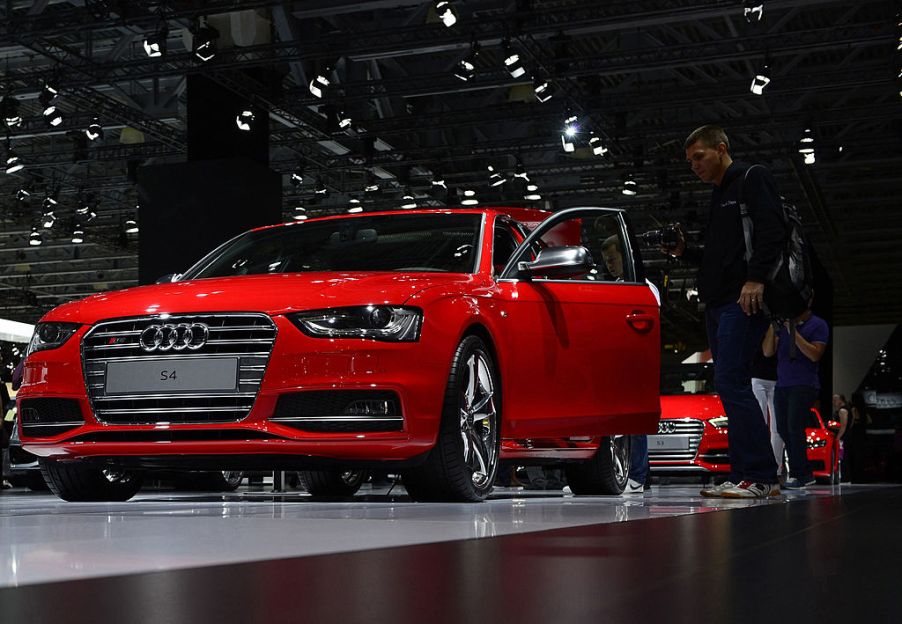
[493,224,520,275]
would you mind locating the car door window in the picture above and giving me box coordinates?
[492,224,520,276]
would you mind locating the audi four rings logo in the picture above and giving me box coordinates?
[657,421,676,434]
[139,323,209,352]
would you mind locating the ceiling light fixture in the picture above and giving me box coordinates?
[71,225,85,244]
[460,188,478,206]
[309,68,331,99]
[435,1,457,28]
[512,159,530,182]
[41,211,56,229]
[622,175,638,196]
[750,63,771,95]
[5,149,24,174]
[16,188,30,201]
[29,227,42,246]
[314,177,328,195]
[798,127,816,165]
[561,113,579,153]
[502,38,527,79]
[124,219,139,234]
[533,77,555,103]
[454,40,480,82]
[589,132,609,157]
[292,205,308,220]
[431,173,447,189]
[143,20,168,57]
[743,2,764,23]
[487,164,506,187]
[85,117,103,140]
[192,20,220,62]
[524,184,542,201]
[400,189,417,209]
[1,96,22,128]
[235,110,255,131]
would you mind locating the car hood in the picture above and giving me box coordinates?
[42,272,478,324]
[660,394,725,421]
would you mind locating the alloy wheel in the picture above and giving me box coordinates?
[458,350,499,489]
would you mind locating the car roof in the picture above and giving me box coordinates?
[250,207,552,233]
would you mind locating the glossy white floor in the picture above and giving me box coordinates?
[0,482,866,588]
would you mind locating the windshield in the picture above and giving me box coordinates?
[662,363,715,395]
[183,213,483,279]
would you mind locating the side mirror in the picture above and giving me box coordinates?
[155,273,180,284]
[826,419,841,433]
[517,246,593,278]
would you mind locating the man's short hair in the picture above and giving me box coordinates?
[601,235,621,252]
[684,124,730,152]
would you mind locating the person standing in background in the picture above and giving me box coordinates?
[751,350,784,478]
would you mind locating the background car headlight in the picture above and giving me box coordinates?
[26,322,80,356]
[289,306,422,342]
[709,416,729,429]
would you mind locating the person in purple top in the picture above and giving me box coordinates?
[762,306,829,488]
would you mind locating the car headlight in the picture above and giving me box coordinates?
[709,416,729,429]
[26,322,80,356]
[807,438,827,449]
[289,306,422,342]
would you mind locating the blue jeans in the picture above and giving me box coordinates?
[629,435,648,484]
[705,302,777,484]
[774,385,817,481]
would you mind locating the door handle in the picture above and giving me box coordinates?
[625,311,655,333]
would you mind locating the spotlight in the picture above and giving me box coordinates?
[431,173,447,188]
[235,110,255,131]
[533,77,555,103]
[15,188,30,201]
[460,188,478,206]
[347,206,364,214]
[72,225,85,244]
[5,151,24,174]
[41,211,56,229]
[524,184,542,201]
[561,113,578,153]
[589,132,609,157]
[798,127,816,165]
[400,189,417,209]
[292,205,308,221]
[314,177,328,195]
[42,196,58,211]
[38,83,58,107]
[435,1,457,28]
[512,159,530,182]
[750,64,771,95]
[503,38,527,79]
[290,169,304,187]
[124,219,139,234]
[622,175,638,196]
[143,21,168,57]
[43,106,63,127]
[365,180,380,194]
[338,110,353,130]
[192,23,219,62]
[29,227,42,246]
[487,165,506,187]
[85,117,103,140]
[743,2,764,23]
[454,41,480,82]
[309,69,331,98]
[1,96,22,128]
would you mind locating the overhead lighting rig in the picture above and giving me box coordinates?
[1,96,22,128]
[143,18,168,57]
[743,2,764,23]
[85,117,103,141]
[750,61,771,95]
[487,164,506,187]
[502,38,527,79]
[192,18,220,62]
[5,139,24,174]
[454,40,480,82]
[435,2,458,28]
[588,132,609,157]
[29,226,42,246]
[798,127,816,165]
[460,188,478,205]
[561,112,579,153]
[235,110,255,131]
[309,67,332,98]
[39,82,63,127]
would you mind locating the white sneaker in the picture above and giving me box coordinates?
[623,479,645,494]
[700,480,735,498]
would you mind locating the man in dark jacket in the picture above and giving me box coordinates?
[671,124,786,498]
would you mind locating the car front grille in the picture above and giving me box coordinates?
[82,313,276,425]
[648,418,705,462]
[18,398,85,437]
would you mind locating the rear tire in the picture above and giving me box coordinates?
[565,435,631,495]
[299,469,368,497]
[40,459,143,502]
[402,335,501,502]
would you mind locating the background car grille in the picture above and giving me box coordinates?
[271,390,404,433]
[648,418,705,462]
[82,313,276,425]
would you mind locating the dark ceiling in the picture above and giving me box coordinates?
[1,0,900,348]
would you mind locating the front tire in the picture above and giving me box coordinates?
[402,335,501,502]
[40,459,143,502]
[565,435,631,495]
[299,469,368,497]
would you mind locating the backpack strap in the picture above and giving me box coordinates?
[737,165,762,264]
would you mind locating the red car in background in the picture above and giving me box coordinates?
[18,207,661,503]
[649,364,840,482]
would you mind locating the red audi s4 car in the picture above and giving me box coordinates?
[650,364,839,481]
[17,207,661,502]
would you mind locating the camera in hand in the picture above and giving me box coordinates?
[640,224,681,250]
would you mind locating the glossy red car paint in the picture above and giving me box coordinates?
[18,208,661,471]
[650,394,839,480]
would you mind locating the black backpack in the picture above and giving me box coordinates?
[737,165,814,321]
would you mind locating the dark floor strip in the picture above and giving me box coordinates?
[2,488,900,624]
